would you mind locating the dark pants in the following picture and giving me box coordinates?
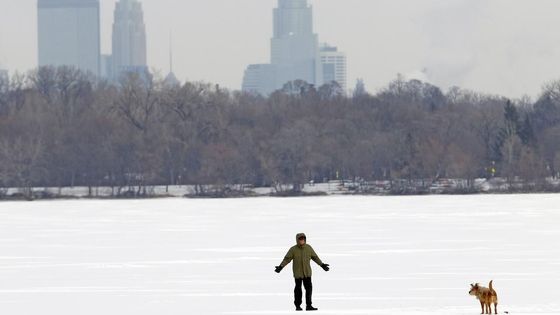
[294,277,313,307]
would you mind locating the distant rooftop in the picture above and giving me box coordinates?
[164,72,181,87]
[278,0,308,9]
[38,0,99,9]
[320,43,338,52]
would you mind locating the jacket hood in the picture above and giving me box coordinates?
[296,233,307,245]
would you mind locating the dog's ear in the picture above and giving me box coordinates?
[470,283,474,288]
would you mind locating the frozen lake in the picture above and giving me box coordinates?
[0,195,559,314]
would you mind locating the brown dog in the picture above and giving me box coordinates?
[469,280,499,314]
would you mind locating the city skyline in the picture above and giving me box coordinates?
[243,0,331,95]
[4,1,560,97]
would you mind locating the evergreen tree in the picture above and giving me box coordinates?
[518,114,536,146]
[353,79,366,98]
[504,100,521,134]
[493,101,521,163]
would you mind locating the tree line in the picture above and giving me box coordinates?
[1,67,560,197]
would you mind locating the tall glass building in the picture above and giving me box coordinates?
[271,0,322,88]
[243,0,324,95]
[37,0,101,76]
[111,0,147,80]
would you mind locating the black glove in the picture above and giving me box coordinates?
[275,265,283,273]
[321,263,330,272]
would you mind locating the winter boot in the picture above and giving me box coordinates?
[306,306,318,311]
[295,306,303,311]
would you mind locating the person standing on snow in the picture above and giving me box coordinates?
[275,233,330,311]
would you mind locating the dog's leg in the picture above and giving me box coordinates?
[494,303,498,314]
[486,303,491,314]
[480,301,485,314]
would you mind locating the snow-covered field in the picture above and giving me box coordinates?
[0,195,559,315]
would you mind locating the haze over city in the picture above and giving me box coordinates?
[3,0,560,97]
[2,2,560,314]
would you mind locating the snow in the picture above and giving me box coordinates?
[0,194,559,314]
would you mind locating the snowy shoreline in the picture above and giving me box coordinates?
[2,177,560,201]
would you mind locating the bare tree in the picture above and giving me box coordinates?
[1,67,560,196]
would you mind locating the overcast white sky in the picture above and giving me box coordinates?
[1,0,560,98]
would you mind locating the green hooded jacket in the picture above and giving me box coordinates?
[279,233,324,279]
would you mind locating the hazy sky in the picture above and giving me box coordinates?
[2,0,560,98]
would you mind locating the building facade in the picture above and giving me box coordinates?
[100,54,113,79]
[243,0,326,95]
[111,0,147,80]
[37,0,100,76]
[242,64,277,95]
[320,44,347,92]
[271,0,322,88]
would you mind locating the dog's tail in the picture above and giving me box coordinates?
[489,280,497,295]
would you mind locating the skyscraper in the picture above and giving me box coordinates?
[320,44,347,92]
[37,0,101,76]
[111,0,147,79]
[271,0,322,87]
[243,0,326,95]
